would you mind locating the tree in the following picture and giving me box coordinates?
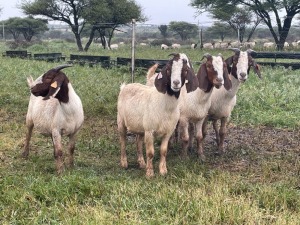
[169,21,198,41]
[206,22,232,41]
[83,0,144,51]
[21,0,144,52]
[5,17,48,41]
[190,0,300,50]
[158,25,168,38]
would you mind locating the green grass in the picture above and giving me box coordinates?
[0,41,300,224]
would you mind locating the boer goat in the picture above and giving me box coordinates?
[23,65,84,174]
[117,53,198,177]
[202,48,261,154]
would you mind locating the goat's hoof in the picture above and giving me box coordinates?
[138,161,146,169]
[198,154,206,162]
[120,160,128,169]
[146,169,154,178]
[21,151,29,159]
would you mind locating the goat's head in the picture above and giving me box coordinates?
[28,65,72,103]
[154,53,198,98]
[226,48,261,82]
[197,53,231,92]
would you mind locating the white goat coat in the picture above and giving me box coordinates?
[26,84,84,136]
[117,83,179,136]
[208,75,240,119]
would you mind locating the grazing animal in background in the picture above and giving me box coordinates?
[263,42,275,49]
[191,43,198,49]
[117,53,198,177]
[161,44,169,50]
[23,65,84,174]
[172,43,181,49]
[110,44,119,50]
[202,48,261,154]
[203,43,214,49]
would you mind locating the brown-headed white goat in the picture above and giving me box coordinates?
[22,65,84,174]
[202,48,261,154]
[178,53,232,159]
[117,53,198,177]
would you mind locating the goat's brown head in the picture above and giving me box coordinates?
[29,65,72,103]
[225,48,261,82]
[197,53,231,92]
[155,53,198,98]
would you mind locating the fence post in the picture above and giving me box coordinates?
[131,19,136,83]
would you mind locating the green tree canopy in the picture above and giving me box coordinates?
[21,0,144,51]
[169,21,198,41]
[158,25,168,38]
[206,22,232,42]
[190,0,300,50]
[5,16,48,42]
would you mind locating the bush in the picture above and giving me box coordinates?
[150,39,172,47]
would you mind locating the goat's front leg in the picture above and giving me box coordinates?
[159,134,171,176]
[195,119,205,161]
[178,118,189,158]
[52,130,64,175]
[218,117,228,153]
[22,122,34,159]
[66,133,76,168]
[144,131,155,178]
[136,134,146,169]
[212,119,220,145]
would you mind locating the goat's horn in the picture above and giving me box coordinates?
[228,48,240,53]
[53,64,73,72]
[168,53,177,57]
[200,53,212,61]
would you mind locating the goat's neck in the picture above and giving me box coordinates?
[60,84,82,111]
[228,74,242,96]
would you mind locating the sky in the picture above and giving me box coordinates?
[0,0,211,25]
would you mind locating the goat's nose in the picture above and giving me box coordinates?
[216,77,223,83]
[173,79,180,86]
[240,72,247,78]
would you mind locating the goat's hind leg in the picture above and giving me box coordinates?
[66,133,76,169]
[52,130,64,175]
[218,117,228,154]
[136,134,146,169]
[22,122,34,159]
[118,124,128,169]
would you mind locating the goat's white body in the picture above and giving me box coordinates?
[26,84,84,136]
[117,83,180,177]
[24,80,84,174]
[179,86,212,122]
[118,83,179,136]
[208,75,240,119]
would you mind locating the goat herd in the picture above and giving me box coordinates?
[22,48,262,178]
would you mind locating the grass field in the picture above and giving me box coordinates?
[0,41,300,224]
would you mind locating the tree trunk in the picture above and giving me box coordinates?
[84,27,96,52]
[276,12,294,50]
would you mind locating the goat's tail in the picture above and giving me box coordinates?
[27,76,34,88]
[146,63,159,81]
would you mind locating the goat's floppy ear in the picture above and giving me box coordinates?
[197,63,212,92]
[223,62,232,91]
[185,68,198,93]
[43,73,68,101]
[154,65,169,94]
[251,60,262,79]
[225,56,234,74]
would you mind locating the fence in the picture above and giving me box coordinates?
[3,50,300,70]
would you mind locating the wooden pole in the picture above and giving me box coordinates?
[131,19,136,83]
